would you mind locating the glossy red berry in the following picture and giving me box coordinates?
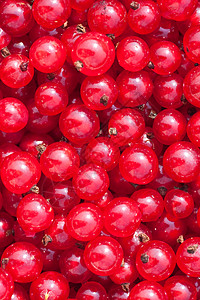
[153,74,184,109]
[148,211,187,247]
[0,212,14,248]
[1,152,41,194]
[71,32,115,76]
[119,143,158,185]
[76,281,107,300]
[117,36,150,72]
[153,109,187,145]
[109,257,138,285]
[149,41,182,75]
[71,0,95,10]
[81,74,118,110]
[118,224,152,258]
[0,143,21,167]
[116,70,153,107]
[59,247,92,283]
[0,98,28,133]
[32,0,71,30]
[17,193,54,233]
[59,105,100,145]
[183,66,200,108]
[129,281,168,300]
[35,82,68,116]
[84,137,120,171]
[84,236,123,276]
[157,0,198,21]
[88,0,127,37]
[163,141,200,183]
[131,188,164,222]
[1,242,43,283]
[184,26,200,63]
[0,28,11,50]
[108,108,145,147]
[103,197,141,237]
[43,181,80,215]
[128,0,161,35]
[29,271,70,300]
[176,237,200,277]
[0,268,14,300]
[164,189,194,219]
[67,203,103,241]
[1,54,34,88]
[0,0,34,37]
[136,240,176,281]
[187,111,200,146]
[29,36,66,73]
[73,164,109,201]
[164,275,197,300]
[40,142,80,182]
[42,215,76,250]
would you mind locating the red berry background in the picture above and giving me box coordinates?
[0,0,200,299]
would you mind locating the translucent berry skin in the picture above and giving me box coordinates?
[76,281,107,300]
[26,98,59,134]
[88,0,127,37]
[32,0,71,30]
[150,41,182,75]
[0,0,34,37]
[0,143,21,168]
[37,61,78,95]
[184,26,200,63]
[73,164,109,201]
[153,109,187,145]
[129,281,168,300]
[13,222,44,246]
[84,236,123,276]
[71,32,115,76]
[118,224,152,258]
[117,36,150,72]
[131,188,164,222]
[1,242,43,283]
[157,0,198,21]
[0,212,14,248]
[40,142,80,182]
[59,105,100,145]
[43,215,76,250]
[84,137,120,171]
[119,144,158,185]
[43,181,80,215]
[29,271,70,300]
[183,66,200,108]
[108,108,145,147]
[1,54,34,88]
[29,36,66,73]
[81,74,118,111]
[128,0,161,35]
[103,197,141,237]
[153,74,184,109]
[116,70,153,107]
[164,189,194,219]
[136,240,176,281]
[187,111,200,146]
[35,82,68,116]
[0,98,28,133]
[67,203,103,241]
[19,133,54,158]
[109,257,138,285]
[59,247,92,283]
[163,141,200,183]
[108,284,131,300]
[164,275,197,300]
[0,28,11,50]
[0,268,14,300]
[17,194,54,233]
[1,152,41,194]
[176,237,200,277]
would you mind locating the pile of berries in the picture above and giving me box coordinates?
[2,0,200,299]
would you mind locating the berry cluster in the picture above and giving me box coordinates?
[0,0,200,299]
